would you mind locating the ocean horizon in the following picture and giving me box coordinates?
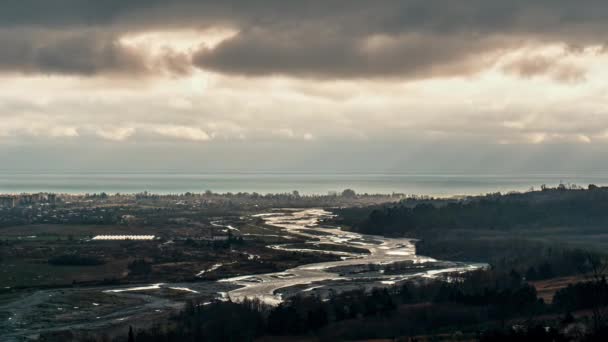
[0,171,606,196]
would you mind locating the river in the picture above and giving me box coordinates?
[1,208,484,340]
[220,208,484,305]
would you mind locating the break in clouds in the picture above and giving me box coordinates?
[2,0,608,170]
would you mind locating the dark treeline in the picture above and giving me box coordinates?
[554,277,608,312]
[334,186,608,279]
[418,241,603,281]
[69,266,608,342]
[118,270,544,341]
[47,254,105,266]
[341,186,608,236]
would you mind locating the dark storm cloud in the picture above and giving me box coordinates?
[188,0,608,79]
[0,30,192,76]
[2,1,608,78]
[192,28,516,79]
[0,31,141,75]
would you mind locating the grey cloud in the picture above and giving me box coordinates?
[3,1,608,35]
[3,1,608,78]
[0,30,192,76]
[193,28,516,79]
[502,56,586,83]
[32,34,143,75]
[188,1,608,79]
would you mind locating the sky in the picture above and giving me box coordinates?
[2,1,608,173]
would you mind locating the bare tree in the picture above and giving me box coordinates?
[582,253,608,332]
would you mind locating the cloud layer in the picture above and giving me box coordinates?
[2,1,608,175]
[2,1,608,78]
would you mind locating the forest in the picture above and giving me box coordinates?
[337,185,608,236]
[66,264,608,342]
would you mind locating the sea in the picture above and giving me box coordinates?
[1,172,607,196]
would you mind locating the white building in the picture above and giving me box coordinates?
[92,235,155,241]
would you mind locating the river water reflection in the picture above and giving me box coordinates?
[221,208,485,305]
